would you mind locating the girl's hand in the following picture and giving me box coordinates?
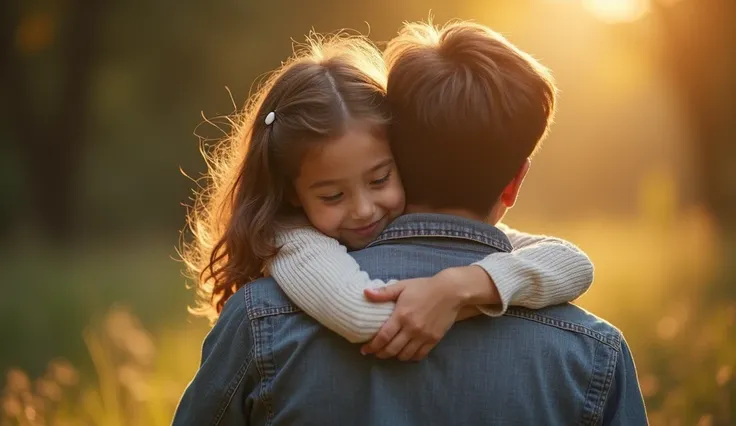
[360,266,499,361]
[360,276,460,361]
[456,305,483,321]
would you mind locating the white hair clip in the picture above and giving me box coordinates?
[264,111,276,125]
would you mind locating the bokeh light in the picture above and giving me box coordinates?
[2,0,734,424]
[582,0,651,23]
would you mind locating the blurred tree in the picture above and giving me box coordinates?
[648,3,736,423]
[654,0,736,236]
[1,0,108,243]
[0,0,481,243]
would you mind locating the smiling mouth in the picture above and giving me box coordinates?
[348,217,385,236]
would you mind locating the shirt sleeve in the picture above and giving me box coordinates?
[269,226,396,343]
[472,223,594,316]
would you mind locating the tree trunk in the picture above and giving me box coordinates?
[655,0,736,235]
[2,0,105,243]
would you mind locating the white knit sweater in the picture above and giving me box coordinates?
[269,223,594,343]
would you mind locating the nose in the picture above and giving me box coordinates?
[351,191,376,222]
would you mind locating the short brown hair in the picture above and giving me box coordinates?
[182,35,389,320]
[385,21,557,216]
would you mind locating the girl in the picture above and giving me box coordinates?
[183,34,593,361]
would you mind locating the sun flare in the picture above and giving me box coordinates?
[582,0,651,23]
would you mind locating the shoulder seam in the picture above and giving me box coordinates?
[211,346,255,426]
[210,290,257,426]
[505,308,621,349]
[578,338,618,425]
[245,286,276,424]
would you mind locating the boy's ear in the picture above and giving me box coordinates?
[500,158,531,208]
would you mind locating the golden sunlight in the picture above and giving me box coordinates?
[582,0,651,23]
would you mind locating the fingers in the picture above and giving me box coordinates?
[361,316,400,355]
[411,343,435,361]
[376,331,410,359]
[363,282,405,302]
[397,339,424,362]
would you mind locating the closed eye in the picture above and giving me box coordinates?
[318,193,343,203]
[370,172,392,186]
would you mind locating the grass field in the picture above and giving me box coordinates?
[1,210,733,425]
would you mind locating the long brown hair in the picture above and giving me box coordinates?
[182,34,390,321]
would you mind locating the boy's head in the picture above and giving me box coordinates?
[385,20,557,222]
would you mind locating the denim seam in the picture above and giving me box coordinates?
[591,344,618,425]
[249,304,301,319]
[245,287,275,425]
[505,308,620,349]
[258,318,279,426]
[370,230,512,253]
[578,341,599,426]
[211,347,254,426]
[578,339,615,426]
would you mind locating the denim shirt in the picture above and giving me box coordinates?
[173,214,648,426]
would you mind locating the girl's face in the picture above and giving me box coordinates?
[292,124,406,249]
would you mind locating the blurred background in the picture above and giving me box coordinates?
[1,0,734,424]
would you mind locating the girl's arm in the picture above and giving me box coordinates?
[470,223,594,316]
[358,225,594,360]
[270,226,395,343]
[270,223,594,346]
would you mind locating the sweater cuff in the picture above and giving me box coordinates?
[472,255,522,317]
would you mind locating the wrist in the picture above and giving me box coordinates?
[435,265,501,307]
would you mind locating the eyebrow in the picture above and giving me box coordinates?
[308,158,394,190]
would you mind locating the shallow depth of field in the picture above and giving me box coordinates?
[2,0,734,425]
